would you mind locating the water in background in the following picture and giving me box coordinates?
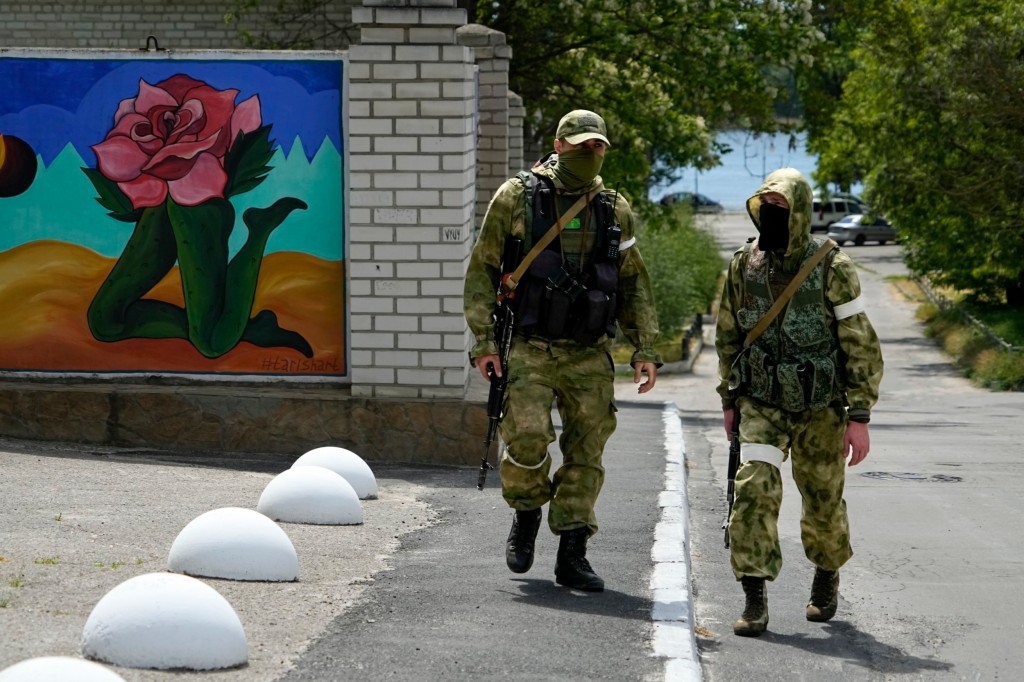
[648,130,861,211]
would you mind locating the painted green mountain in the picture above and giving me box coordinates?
[0,138,344,261]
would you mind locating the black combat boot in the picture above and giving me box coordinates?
[505,508,542,573]
[806,567,840,622]
[733,576,769,637]
[554,527,604,591]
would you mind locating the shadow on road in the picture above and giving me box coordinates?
[503,578,654,621]
[761,619,954,676]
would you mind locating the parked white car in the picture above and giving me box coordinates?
[811,196,865,232]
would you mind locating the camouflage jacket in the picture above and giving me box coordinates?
[715,168,883,420]
[463,159,661,367]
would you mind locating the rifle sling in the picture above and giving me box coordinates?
[502,183,605,293]
[743,239,837,349]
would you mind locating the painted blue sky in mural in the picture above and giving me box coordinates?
[0,56,344,260]
[0,58,342,166]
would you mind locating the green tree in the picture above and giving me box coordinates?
[815,0,1024,305]
[228,0,822,202]
[637,204,724,339]
[476,0,822,201]
[794,0,893,191]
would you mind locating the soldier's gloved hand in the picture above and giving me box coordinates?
[475,354,501,382]
[844,422,870,466]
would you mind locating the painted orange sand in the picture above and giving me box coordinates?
[0,240,346,375]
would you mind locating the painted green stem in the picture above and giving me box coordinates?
[87,203,188,341]
[88,196,311,359]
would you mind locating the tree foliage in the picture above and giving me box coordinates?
[812,0,1024,305]
[793,0,895,187]
[227,0,822,201]
[636,204,724,339]
[473,0,822,201]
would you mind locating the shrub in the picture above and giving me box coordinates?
[633,203,724,340]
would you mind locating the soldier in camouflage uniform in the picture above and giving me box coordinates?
[464,110,661,592]
[715,167,883,636]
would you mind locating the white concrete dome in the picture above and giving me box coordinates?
[292,446,378,499]
[168,507,299,581]
[0,656,127,681]
[258,465,364,525]
[81,572,247,671]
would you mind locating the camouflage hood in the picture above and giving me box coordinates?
[745,167,814,266]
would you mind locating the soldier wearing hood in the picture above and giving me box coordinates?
[463,110,661,592]
[715,167,884,636]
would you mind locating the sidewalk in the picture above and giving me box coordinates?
[0,439,435,681]
[0,393,704,681]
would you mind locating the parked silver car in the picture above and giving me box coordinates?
[826,214,898,246]
[811,196,865,232]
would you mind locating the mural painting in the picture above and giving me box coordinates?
[0,54,346,377]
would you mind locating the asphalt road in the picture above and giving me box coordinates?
[2,211,1022,681]
[644,212,1024,681]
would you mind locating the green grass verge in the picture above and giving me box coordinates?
[903,278,1024,391]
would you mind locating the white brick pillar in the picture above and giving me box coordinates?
[455,23,510,229]
[348,0,475,399]
[508,90,525,175]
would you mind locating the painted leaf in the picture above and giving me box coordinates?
[82,167,142,222]
[224,125,275,198]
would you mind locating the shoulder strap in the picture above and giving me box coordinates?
[502,183,605,294]
[743,239,837,349]
[513,170,535,243]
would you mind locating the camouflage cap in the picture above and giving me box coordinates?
[556,109,611,147]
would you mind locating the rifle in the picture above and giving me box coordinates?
[476,236,524,490]
[723,408,741,548]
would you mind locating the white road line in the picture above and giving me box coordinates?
[651,402,702,681]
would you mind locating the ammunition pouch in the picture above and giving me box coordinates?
[518,251,617,344]
[739,346,840,412]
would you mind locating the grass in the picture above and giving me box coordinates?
[612,331,688,366]
[896,277,1024,390]
[9,576,25,588]
[33,557,59,565]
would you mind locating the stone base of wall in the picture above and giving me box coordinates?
[0,381,491,467]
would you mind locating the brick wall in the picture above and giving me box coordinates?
[347,0,477,400]
[0,0,361,50]
[455,23,509,229]
[1,0,529,450]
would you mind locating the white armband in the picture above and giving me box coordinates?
[619,236,636,251]
[834,295,866,320]
[741,443,785,469]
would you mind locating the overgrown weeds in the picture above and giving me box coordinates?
[908,280,1024,391]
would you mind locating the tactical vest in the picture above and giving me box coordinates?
[513,171,621,344]
[735,238,842,412]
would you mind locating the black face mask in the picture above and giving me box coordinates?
[758,202,790,252]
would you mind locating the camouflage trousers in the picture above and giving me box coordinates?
[498,336,617,536]
[728,396,853,581]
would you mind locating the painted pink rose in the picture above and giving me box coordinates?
[92,74,262,209]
